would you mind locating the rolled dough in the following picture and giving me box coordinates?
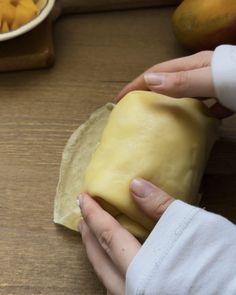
[54,91,219,239]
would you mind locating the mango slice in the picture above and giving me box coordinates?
[0,0,39,33]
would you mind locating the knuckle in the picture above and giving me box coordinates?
[153,193,173,218]
[194,51,212,66]
[98,229,114,255]
[172,71,189,97]
[174,71,188,88]
[144,188,173,218]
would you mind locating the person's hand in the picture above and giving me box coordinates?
[78,178,174,295]
[114,51,233,119]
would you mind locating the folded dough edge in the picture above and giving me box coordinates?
[54,103,114,231]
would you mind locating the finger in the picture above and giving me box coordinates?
[78,193,141,275]
[144,67,215,98]
[114,51,213,101]
[209,102,234,119]
[130,178,174,221]
[113,72,147,102]
[80,220,125,295]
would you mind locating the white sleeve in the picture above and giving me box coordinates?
[125,200,236,295]
[212,44,236,112]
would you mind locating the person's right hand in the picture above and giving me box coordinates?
[114,51,233,119]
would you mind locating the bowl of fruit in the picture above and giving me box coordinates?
[0,0,55,41]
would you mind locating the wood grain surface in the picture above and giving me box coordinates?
[0,0,181,72]
[0,7,236,295]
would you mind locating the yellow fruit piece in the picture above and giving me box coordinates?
[12,1,37,30]
[0,0,38,33]
[1,20,10,33]
[0,3,15,31]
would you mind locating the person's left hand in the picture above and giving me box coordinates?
[78,178,174,295]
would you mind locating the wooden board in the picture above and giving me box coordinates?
[0,0,181,72]
[0,17,54,72]
[0,7,235,295]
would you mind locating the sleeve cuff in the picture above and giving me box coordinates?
[212,45,236,112]
[125,200,201,294]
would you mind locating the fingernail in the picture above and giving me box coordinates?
[144,72,165,86]
[131,178,152,198]
[77,193,85,208]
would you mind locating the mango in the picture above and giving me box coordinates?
[172,0,236,51]
[0,3,15,32]
[0,0,39,33]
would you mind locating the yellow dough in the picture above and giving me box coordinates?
[54,91,219,239]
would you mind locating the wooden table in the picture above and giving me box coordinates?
[0,7,236,295]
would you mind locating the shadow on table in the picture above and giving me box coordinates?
[202,139,236,223]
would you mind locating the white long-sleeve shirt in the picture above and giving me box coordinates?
[125,45,236,295]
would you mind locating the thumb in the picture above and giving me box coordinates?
[144,67,215,98]
[130,178,174,221]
